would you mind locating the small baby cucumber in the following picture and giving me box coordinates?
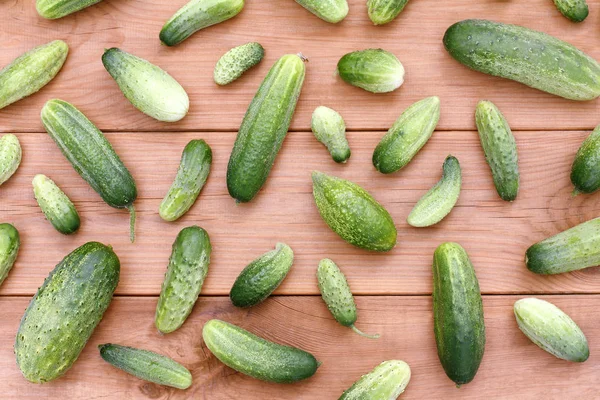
[367,0,410,25]
[311,106,350,163]
[337,49,404,93]
[553,0,588,22]
[214,42,264,85]
[571,125,600,195]
[339,360,411,399]
[36,0,103,19]
[0,134,22,186]
[294,0,348,23]
[0,223,20,288]
[32,174,80,235]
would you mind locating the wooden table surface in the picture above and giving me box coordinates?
[1,0,600,398]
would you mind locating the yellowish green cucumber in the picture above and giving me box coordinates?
[36,0,103,19]
[337,49,404,93]
[294,0,348,23]
[214,42,264,85]
[367,0,410,25]
[32,174,80,235]
[0,223,19,288]
[571,125,600,195]
[339,360,411,399]
[0,134,22,186]
[553,0,588,22]
[311,106,350,163]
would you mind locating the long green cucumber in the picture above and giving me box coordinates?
[553,0,588,22]
[227,54,306,202]
[41,99,137,242]
[32,174,80,235]
[0,223,19,288]
[214,42,264,85]
[15,242,120,383]
[571,125,600,195]
[337,49,404,93]
[0,134,22,186]
[202,319,319,383]
[155,226,211,334]
[36,0,103,19]
[367,0,410,25]
[433,242,485,386]
[339,360,411,399]
[294,0,348,23]
[443,19,600,101]
[311,106,350,163]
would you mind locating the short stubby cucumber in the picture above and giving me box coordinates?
[202,319,319,383]
[526,217,600,274]
[0,40,68,110]
[475,101,519,201]
[407,155,461,228]
[571,125,600,195]
[102,48,189,122]
[372,96,440,174]
[155,226,211,334]
[514,298,589,362]
[367,0,410,25]
[160,0,245,46]
[553,0,589,22]
[0,134,22,186]
[311,106,350,163]
[0,223,19,287]
[230,243,293,308]
[294,0,348,23]
[32,174,80,235]
[443,19,600,101]
[317,258,379,339]
[99,344,192,389]
[337,49,404,93]
[433,242,485,386]
[15,242,120,383]
[159,140,212,222]
[339,360,411,399]
[36,0,103,19]
[227,54,306,202]
[312,171,397,252]
[214,42,264,85]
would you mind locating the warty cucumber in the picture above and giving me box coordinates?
[337,49,405,93]
[553,0,589,22]
[0,223,19,288]
[367,0,410,25]
[571,125,600,195]
[36,0,103,19]
[311,106,351,163]
[0,134,22,186]
[339,360,411,399]
[32,174,80,235]
[214,42,264,85]
[294,0,348,23]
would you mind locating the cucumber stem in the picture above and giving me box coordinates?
[127,204,136,243]
[572,188,582,197]
[350,324,380,339]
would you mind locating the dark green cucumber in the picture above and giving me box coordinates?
[433,242,485,386]
[571,125,600,195]
[155,226,211,334]
[443,19,600,101]
[553,0,588,22]
[15,242,120,383]
[32,174,80,235]
[214,42,264,85]
[230,243,293,308]
[0,223,19,287]
[41,99,137,242]
[367,0,410,25]
[99,344,192,389]
[202,319,319,383]
[0,134,22,186]
[339,360,411,399]
[311,106,350,163]
[227,54,306,202]
[294,0,348,23]
[36,0,103,19]
[337,49,404,93]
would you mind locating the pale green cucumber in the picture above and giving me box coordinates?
[553,0,588,22]
[0,223,19,288]
[339,360,411,399]
[32,174,80,235]
[367,0,410,25]
[295,0,348,23]
[0,134,22,186]
[214,42,264,85]
[571,125,600,195]
[337,49,404,93]
[36,0,103,19]
[311,106,350,163]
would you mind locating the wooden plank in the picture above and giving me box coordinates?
[2,0,600,132]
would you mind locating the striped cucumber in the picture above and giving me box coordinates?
[32,174,80,235]
[227,54,306,202]
[553,0,588,22]
[36,0,103,19]
[214,42,264,85]
[0,134,22,186]
[0,223,19,288]
[311,106,350,163]
[571,125,600,195]
[337,49,404,93]
[294,0,348,23]
[339,360,411,399]
[367,0,410,25]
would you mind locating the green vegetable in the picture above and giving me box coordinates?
[553,0,588,22]
[155,226,211,334]
[32,174,80,235]
[227,54,306,202]
[102,48,189,122]
[159,140,212,222]
[571,125,600,195]
[230,243,293,308]
[367,0,410,25]
[15,242,120,383]
[339,360,411,399]
[311,106,350,163]
[0,223,19,288]
[202,319,319,383]
[0,134,22,186]
[372,96,440,174]
[337,49,404,93]
[99,344,192,389]
[433,242,485,386]
[443,19,600,101]
[36,0,103,19]
[214,42,264,85]
[294,0,348,23]
[312,171,397,252]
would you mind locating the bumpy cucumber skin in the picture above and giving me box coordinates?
[0,223,19,287]
[230,243,293,308]
[337,49,404,93]
[312,171,397,252]
[102,48,189,122]
[311,106,350,163]
[475,101,519,201]
[0,134,22,186]
[317,258,356,326]
[553,0,589,22]
[36,0,102,19]
[227,54,306,202]
[32,174,80,235]
[15,242,120,383]
[372,96,440,174]
[367,0,410,25]
[159,140,212,222]
[160,0,244,46]
[339,360,411,400]
[295,0,348,23]
[202,319,319,383]
[407,155,461,228]
[433,242,485,386]
[571,125,600,194]
[0,40,68,110]
[514,298,589,362]
[214,42,264,85]
[99,344,192,389]
[443,19,600,101]
[155,226,211,334]
[526,218,600,274]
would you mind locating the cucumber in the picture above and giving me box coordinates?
[102,48,189,122]
[230,243,293,308]
[202,319,319,383]
[227,54,306,202]
[571,125,600,195]
[514,298,589,362]
[336,49,404,93]
[294,0,348,23]
[443,19,600,101]
[0,223,19,287]
[372,96,440,174]
[553,0,588,22]
[32,174,80,235]
[407,155,461,228]
[311,106,351,163]
[0,40,68,110]
[159,140,212,222]
[214,42,264,85]
[526,217,600,274]
[367,0,410,25]
[41,99,137,242]
[155,226,211,334]
[312,171,397,252]
[0,134,22,186]
[475,100,519,201]
[99,344,192,389]
[36,0,103,19]
[160,0,245,46]
[339,360,411,399]
[317,258,379,339]
[15,242,120,383]
[433,242,485,386]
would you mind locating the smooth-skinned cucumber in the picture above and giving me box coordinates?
[337,49,404,93]
[294,0,348,23]
[553,0,588,22]
[0,134,22,186]
[339,360,411,399]
[0,223,19,287]
[367,0,410,25]
[311,106,350,163]
[32,174,80,235]
[214,42,264,85]
[571,125,600,195]
[36,0,103,19]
